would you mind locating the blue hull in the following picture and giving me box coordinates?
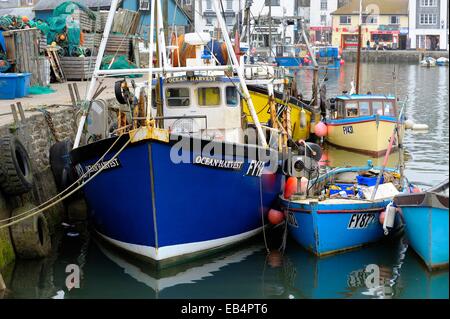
[275,57,302,68]
[71,135,282,265]
[282,198,392,256]
[394,184,449,271]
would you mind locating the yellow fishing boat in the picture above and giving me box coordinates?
[324,94,405,157]
[245,85,314,142]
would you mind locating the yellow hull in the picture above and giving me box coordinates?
[244,88,313,142]
[326,118,405,157]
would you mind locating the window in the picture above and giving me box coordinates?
[320,0,327,10]
[420,0,437,7]
[362,15,378,24]
[372,101,383,115]
[198,87,221,107]
[359,101,370,116]
[265,0,280,6]
[206,0,212,10]
[345,102,359,118]
[340,16,351,24]
[226,87,239,106]
[383,101,395,116]
[420,14,438,25]
[182,0,191,5]
[320,15,327,25]
[166,88,190,107]
[390,16,400,25]
[139,0,150,10]
[226,0,233,10]
[206,18,213,26]
[226,17,234,26]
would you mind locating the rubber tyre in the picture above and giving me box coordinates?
[10,203,52,259]
[49,139,77,194]
[0,135,33,196]
[115,80,128,104]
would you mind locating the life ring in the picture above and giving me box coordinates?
[0,135,33,196]
[10,203,52,259]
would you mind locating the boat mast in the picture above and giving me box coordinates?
[155,0,168,127]
[73,0,121,149]
[355,0,363,94]
[268,0,272,59]
[213,0,268,148]
[146,0,156,125]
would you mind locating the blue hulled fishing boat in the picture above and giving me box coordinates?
[281,161,406,256]
[394,179,449,271]
[69,0,286,266]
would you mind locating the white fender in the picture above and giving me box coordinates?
[383,203,397,235]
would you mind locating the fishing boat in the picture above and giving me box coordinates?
[281,159,406,256]
[419,57,437,67]
[300,45,342,70]
[70,0,285,267]
[436,57,449,66]
[393,179,449,271]
[324,94,405,156]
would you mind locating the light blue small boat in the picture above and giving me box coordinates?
[394,179,449,271]
[281,163,405,256]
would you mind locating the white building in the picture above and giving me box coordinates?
[309,0,338,43]
[408,0,448,50]
[194,0,244,37]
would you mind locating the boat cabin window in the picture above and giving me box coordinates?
[226,86,239,106]
[166,88,190,107]
[384,101,395,116]
[359,101,370,116]
[372,101,383,115]
[345,102,359,118]
[334,100,345,119]
[197,87,221,107]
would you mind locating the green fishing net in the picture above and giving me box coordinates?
[29,85,56,95]
[53,1,96,20]
[101,55,142,78]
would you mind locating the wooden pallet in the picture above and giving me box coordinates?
[112,9,140,35]
[45,47,66,83]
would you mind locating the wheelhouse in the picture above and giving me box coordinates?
[330,95,398,120]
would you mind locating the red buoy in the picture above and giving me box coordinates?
[268,209,285,225]
[284,177,298,199]
[340,59,345,65]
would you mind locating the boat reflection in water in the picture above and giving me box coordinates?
[280,237,449,299]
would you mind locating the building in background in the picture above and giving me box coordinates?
[331,0,409,50]
[309,0,338,44]
[408,0,448,50]
[195,0,243,37]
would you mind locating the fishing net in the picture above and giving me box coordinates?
[53,2,96,21]
[29,85,56,95]
[67,20,80,47]
[101,55,142,78]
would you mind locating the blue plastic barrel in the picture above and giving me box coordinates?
[0,31,6,52]
[0,73,18,99]
[15,73,32,98]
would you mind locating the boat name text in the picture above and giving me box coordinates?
[194,156,243,170]
[85,158,122,173]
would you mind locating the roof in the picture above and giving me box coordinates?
[0,7,35,18]
[34,0,113,11]
[336,94,396,100]
[331,0,409,15]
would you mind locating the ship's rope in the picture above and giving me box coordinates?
[0,136,130,228]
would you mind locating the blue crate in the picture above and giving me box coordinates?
[329,183,355,196]
[357,174,384,186]
[16,73,31,98]
[0,73,18,99]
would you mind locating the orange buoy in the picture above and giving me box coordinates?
[268,209,285,225]
[314,121,328,137]
[283,177,298,199]
[22,16,29,24]
[412,186,421,193]
[59,34,66,41]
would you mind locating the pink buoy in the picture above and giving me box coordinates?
[379,210,386,224]
[340,59,345,65]
[314,122,328,137]
[268,209,285,225]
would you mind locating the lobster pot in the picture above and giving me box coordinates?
[72,9,100,33]
[39,34,47,53]
[60,56,96,80]
[111,9,140,35]
[83,33,101,55]
[105,34,130,56]
[3,28,44,86]
[99,11,109,32]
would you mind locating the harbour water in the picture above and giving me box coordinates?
[3,62,449,299]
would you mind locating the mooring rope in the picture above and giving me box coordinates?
[0,137,131,229]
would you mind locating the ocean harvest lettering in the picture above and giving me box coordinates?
[85,158,121,173]
[194,155,243,170]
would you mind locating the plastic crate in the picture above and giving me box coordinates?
[357,174,384,186]
[0,73,18,99]
[329,183,355,196]
[15,73,31,98]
